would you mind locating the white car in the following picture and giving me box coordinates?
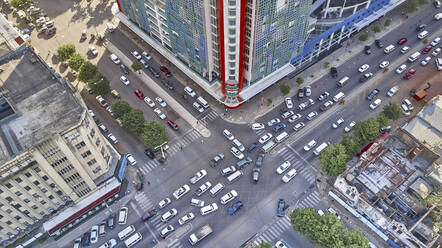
[288,113,302,123]
[387,86,399,97]
[223,129,235,140]
[298,99,314,111]
[131,51,141,60]
[200,203,218,216]
[110,54,120,64]
[303,140,317,151]
[306,111,318,121]
[251,123,265,130]
[107,133,118,144]
[344,121,356,132]
[358,64,370,73]
[332,118,344,128]
[89,45,98,56]
[196,181,212,196]
[221,166,236,176]
[220,190,238,205]
[155,97,167,107]
[154,108,166,119]
[401,104,411,116]
[285,97,293,109]
[258,133,272,144]
[395,64,407,74]
[158,198,172,209]
[160,225,174,238]
[293,122,305,131]
[282,169,297,183]
[304,86,312,96]
[190,169,207,184]
[267,118,281,126]
[431,47,441,56]
[178,212,195,225]
[90,225,99,244]
[142,51,152,60]
[318,92,329,101]
[230,147,244,159]
[275,240,288,248]
[106,106,113,116]
[144,97,155,108]
[276,161,291,175]
[400,46,410,54]
[173,184,191,199]
[193,102,204,113]
[430,37,441,46]
[161,208,178,222]
[126,154,136,165]
[379,61,389,68]
[281,110,294,119]
[184,86,197,97]
[421,56,431,66]
[435,13,442,20]
[369,99,382,110]
[140,59,148,68]
[120,76,130,85]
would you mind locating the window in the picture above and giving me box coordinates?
[229,69,236,75]
[6,196,13,202]
[25,186,31,191]
[33,180,40,186]
[228,75,236,80]
[229,62,236,67]
[15,191,22,196]
[5,183,12,189]
[42,175,49,181]
[23,210,30,215]
[34,167,41,173]
[48,195,54,200]
[15,216,21,220]
[6,209,12,214]
[24,199,30,203]
[0,188,2,194]
[87,159,97,166]
[40,200,46,205]
[32,205,38,210]
[229,29,236,35]
[32,193,40,199]
[229,38,235,43]
[229,54,236,60]
[41,188,47,193]
[229,0,236,5]
[229,9,236,16]
[6,221,12,225]
[25,172,32,178]
[228,19,236,26]
[39,211,45,216]
[0,214,2,219]
[15,178,22,183]
[229,46,235,52]
[50,183,56,189]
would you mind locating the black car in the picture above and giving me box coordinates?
[248,142,258,152]
[82,231,91,246]
[330,67,338,78]
[141,209,157,221]
[364,45,371,55]
[375,39,383,48]
[136,182,143,191]
[367,88,380,100]
[277,199,286,217]
[107,214,115,229]
[149,67,160,78]
[252,168,260,183]
[297,88,304,98]
[416,24,427,31]
[144,149,155,159]
[255,152,265,167]
[162,80,175,90]
[120,64,129,74]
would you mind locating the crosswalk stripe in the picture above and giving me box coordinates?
[271,223,284,233]
[275,219,289,230]
[261,233,272,242]
[139,166,149,174]
[253,240,260,246]
[279,219,291,228]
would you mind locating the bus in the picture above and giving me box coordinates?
[261,140,276,153]
[124,232,142,247]
[189,225,213,245]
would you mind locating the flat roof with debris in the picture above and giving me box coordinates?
[0,12,25,57]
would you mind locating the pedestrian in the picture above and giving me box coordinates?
[147,181,150,185]
[180,145,183,150]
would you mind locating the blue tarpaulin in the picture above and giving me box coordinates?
[117,156,128,181]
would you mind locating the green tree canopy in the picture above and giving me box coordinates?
[342,230,370,248]
[131,61,142,71]
[78,61,98,82]
[67,52,86,71]
[377,113,390,128]
[121,109,145,134]
[142,121,169,150]
[340,136,362,158]
[353,118,381,145]
[405,0,418,13]
[257,242,271,248]
[57,44,76,61]
[383,102,402,120]
[88,74,110,95]
[372,24,381,33]
[10,0,31,10]
[110,100,132,119]
[359,33,369,42]
[280,84,291,96]
[319,144,348,176]
[296,77,304,85]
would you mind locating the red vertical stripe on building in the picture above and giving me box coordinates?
[217,0,226,95]
[237,0,247,91]
[116,0,122,12]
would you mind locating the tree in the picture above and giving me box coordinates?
[88,74,110,95]
[377,113,390,128]
[280,84,291,96]
[372,24,381,33]
[418,0,427,5]
[353,118,381,145]
[405,0,418,13]
[342,230,370,248]
[383,102,402,120]
[67,53,86,71]
[131,61,142,72]
[142,121,169,150]
[121,109,145,134]
[257,242,271,248]
[319,144,348,176]
[359,33,369,42]
[10,0,31,10]
[110,100,132,119]
[267,99,272,105]
[57,44,76,61]
[384,19,392,27]
[78,61,98,82]
[296,77,304,85]
[423,39,428,44]
[340,136,362,158]
[324,62,330,68]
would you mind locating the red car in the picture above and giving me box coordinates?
[134,89,144,99]
[421,45,432,54]
[167,120,179,130]
[403,69,416,79]
[160,66,171,77]
[397,38,407,45]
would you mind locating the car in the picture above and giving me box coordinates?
[193,102,204,113]
[107,214,116,229]
[223,129,235,140]
[375,39,384,48]
[258,133,273,144]
[403,98,414,110]
[396,64,407,74]
[228,201,243,215]
[358,64,370,73]
[144,97,155,107]
[131,51,141,60]
[251,123,265,130]
[248,142,258,152]
[380,126,392,133]
[161,208,178,222]
[379,60,389,68]
[110,54,120,64]
[141,209,157,221]
[173,184,191,200]
[297,88,304,98]
[120,75,130,85]
[255,152,265,167]
[195,182,212,197]
[210,153,225,167]
[107,133,118,144]
[267,118,281,126]
[288,113,302,123]
[421,56,432,66]
[435,13,442,20]
[432,47,441,56]
[330,67,338,78]
[126,154,136,165]
[431,37,441,46]
[98,123,108,133]
[273,123,286,132]
[178,212,195,225]
[236,156,252,169]
[364,45,371,55]
[164,80,175,90]
[142,51,152,60]
[401,104,411,116]
[403,69,416,79]
[184,86,196,97]
[134,89,144,99]
[369,99,382,110]
[276,161,291,175]
[149,67,160,78]
[318,92,329,101]
[191,198,205,207]
[155,97,167,107]
[74,238,81,248]
[82,232,91,247]
[200,203,219,216]
[422,45,432,54]
[282,168,297,183]
[90,225,99,244]
[281,110,294,119]
[332,118,344,128]
[277,199,286,217]
[154,108,166,120]
[221,166,237,176]
[285,97,293,109]
[252,168,260,183]
[220,190,238,204]
[344,121,356,132]
[298,98,315,110]
[387,86,399,97]
[293,122,305,131]
[167,120,179,130]
[367,88,380,100]
[158,198,172,209]
[400,46,410,54]
[96,95,108,108]
[89,45,98,56]
[306,111,318,120]
[140,59,149,68]
[360,72,373,82]
[190,169,207,184]
[160,66,172,77]
[231,146,245,159]
[120,64,129,74]
[416,23,427,31]
[304,86,311,96]
[275,240,288,248]
[160,225,174,238]
[304,140,317,151]
[397,38,407,45]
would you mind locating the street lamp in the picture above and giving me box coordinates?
[154,141,168,163]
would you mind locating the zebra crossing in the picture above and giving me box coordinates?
[253,215,292,246]
[278,147,316,182]
[198,110,219,126]
[296,190,321,208]
[133,192,155,210]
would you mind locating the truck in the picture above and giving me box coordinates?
[189,224,213,245]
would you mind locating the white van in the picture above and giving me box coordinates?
[383,44,395,54]
[275,132,289,143]
[118,207,128,225]
[436,58,442,71]
[118,225,135,240]
[223,129,234,140]
[197,96,209,108]
[124,232,142,247]
[418,30,429,39]
[227,170,243,184]
[210,182,225,197]
[200,203,218,216]
[408,51,421,62]
[337,76,349,87]
[333,92,345,102]
[313,142,329,156]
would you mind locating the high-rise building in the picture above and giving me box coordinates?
[115,0,398,108]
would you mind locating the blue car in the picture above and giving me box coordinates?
[120,64,129,74]
[236,157,252,169]
[273,123,287,133]
[277,199,286,217]
[248,142,258,152]
[228,201,243,215]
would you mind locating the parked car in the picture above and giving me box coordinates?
[267,118,281,126]
[304,86,311,96]
[258,133,272,144]
[332,118,345,128]
[387,86,399,97]
[120,64,129,74]
[190,169,207,184]
[158,198,172,209]
[220,190,238,204]
[228,201,243,215]
[306,111,318,121]
[131,51,141,60]
[395,64,407,74]
[421,56,432,66]
[330,67,338,78]
[160,225,174,238]
[153,108,166,120]
[375,39,384,48]
[379,61,389,68]
[358,64,370,73]
[273,123,286,133]
[400,46,410,54]
[251,123,265,130]
[178,212,195,225]
[134,89,144,99]
[364,45,371,55]
[297,88,304,98]
[303,140,317,151]
[90,225,99,244]
[277,199,286,217]
[318,92,329,101]
[193,102,204,113]
[344,121,356,132]
[282,169,297,183]
[167,120,179,130]
[285,97,293,109]
[293,122,305,131]
[288,113,302,123]
[397,38,407,45]
[367,88,380,100]
[141,209,157,221]
[252,168,260,183]
[173,184,191,200]
[210,153,225,167]
[369,99,382,110]
[255,152,265,167]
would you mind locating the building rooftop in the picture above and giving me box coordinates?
[0,47,84,164]
[0,13,25,58]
